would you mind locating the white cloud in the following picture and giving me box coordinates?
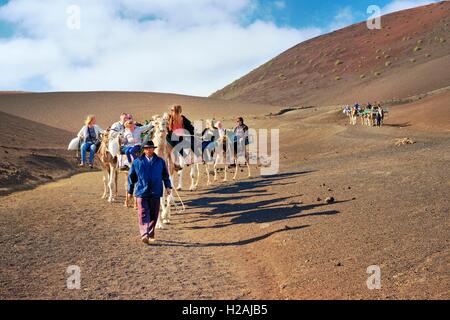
[329,7,354,32]
[0,0,321,96]
[382,0,438,14]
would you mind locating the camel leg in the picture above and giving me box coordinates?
[101,168,108,199]
[189,164,200,191]
[223,162,228,182]
[108,165,116,203]
[156,201,165,229]
[205,163,211,186]
[163,193,172,224]
[189,166,196,191]
[115,166,119,197]
[192,161,200,190]
[213,157,219,182]
[246,153,251,178]
[195,163,200,188]
[124,172,130,207]
[177,156,184,191]
[233,157,239,181]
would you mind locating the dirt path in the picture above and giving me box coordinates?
[0,172,264,300]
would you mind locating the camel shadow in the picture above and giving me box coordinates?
[383,122,411,128]
[154,169,351,247]
[154,225,311,248]
[184,200,347,230]
[201,170,315,196]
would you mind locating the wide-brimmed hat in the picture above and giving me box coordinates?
[142,141,157,149]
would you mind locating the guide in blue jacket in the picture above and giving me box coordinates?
[128,141,172,244]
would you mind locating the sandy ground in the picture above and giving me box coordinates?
[1,102,449,300]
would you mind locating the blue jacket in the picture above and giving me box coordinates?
[128,155,172,198]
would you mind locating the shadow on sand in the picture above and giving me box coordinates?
[154,170,352,248]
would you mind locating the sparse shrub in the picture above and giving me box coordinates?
[294,60,300,65]
[376,56,381,60]
[410,58,416,63]
[413,46,422,52]
[335,59,343,66]
[385,61,392,67]
[360,74,366,79]
[384,55,391,59]
[440,38,446,43]
[417,39,423,44]
[335,76,341,81]
[374,71,381,76]
[425,54,431,58]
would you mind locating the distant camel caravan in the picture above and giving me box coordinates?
[68,109,255,229]
[343,103,387,127]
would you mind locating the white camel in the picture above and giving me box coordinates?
[151,114,175,229]
[212,128,251,183]
[96,129,119,203]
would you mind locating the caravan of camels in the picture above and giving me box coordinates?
[69,105,253,233]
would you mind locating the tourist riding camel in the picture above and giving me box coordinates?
[166,105,195,168]
[202,119,218,162]
[77,114,104,168]
[111,113,130,134]
[121,119,154,165]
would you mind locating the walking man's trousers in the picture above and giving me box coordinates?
[136,197,161,238]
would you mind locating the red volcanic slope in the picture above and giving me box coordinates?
[211,1,450,107]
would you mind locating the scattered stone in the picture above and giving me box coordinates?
[335,262,343,267]
[395,138,416,146]
[325,197,335,204]
[327,188,332,192]
[348,186,352,190]
[316,197,322,202]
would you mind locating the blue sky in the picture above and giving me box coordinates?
[0,0,439,95]
[254,0,389,27]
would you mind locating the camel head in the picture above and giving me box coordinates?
[154,116,168,140]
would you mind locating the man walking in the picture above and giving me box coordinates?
[128,141,172,245]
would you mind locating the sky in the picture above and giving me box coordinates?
[0,0,439,96]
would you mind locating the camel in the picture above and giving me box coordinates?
[151,114,176,229]
[212,129,251,182]
[96,129,119,203]
[162,115,202,192]
[350,107,358,126]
